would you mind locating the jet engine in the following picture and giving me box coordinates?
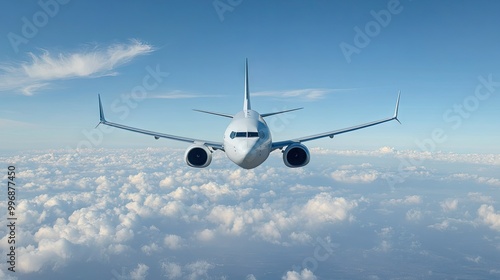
[184,144,212,168]
[283,143,310,168]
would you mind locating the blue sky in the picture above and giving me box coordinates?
[1,0,500,153]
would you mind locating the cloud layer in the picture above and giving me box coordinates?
[1,147,499,279]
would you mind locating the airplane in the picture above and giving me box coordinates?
[97,59,400,169]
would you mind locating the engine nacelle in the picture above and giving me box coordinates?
[184,144,212,168]
[283,143,310,168]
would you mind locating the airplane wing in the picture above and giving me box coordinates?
[97,95,224,151]
[271,92,401,150]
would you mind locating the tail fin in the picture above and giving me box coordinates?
[243,58,251,111]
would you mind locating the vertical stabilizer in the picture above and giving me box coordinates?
[243,58,251,111]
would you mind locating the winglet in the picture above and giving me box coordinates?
[243,58,251,111]
[96,94,106,128]
[393,91,401,124]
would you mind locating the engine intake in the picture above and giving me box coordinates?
[283,143,310,168]
[184,144,212,168]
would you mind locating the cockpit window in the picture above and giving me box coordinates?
[229,131,260,138]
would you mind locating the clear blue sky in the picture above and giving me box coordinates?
[1,0,500,153]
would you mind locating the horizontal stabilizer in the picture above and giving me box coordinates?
[193,109,233,118]
[261,107,303,118]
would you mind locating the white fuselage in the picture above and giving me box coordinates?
[223,110,272,169]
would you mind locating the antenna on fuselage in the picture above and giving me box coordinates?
[244,58,251,112]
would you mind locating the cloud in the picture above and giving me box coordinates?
[468,192,494,204]
[150,90,225,99]
[331,169,380,183]
[301,193,357,224]
[185,261,215,280]
[441,199,459,212]
[330,163,382,184]
[161,262,182,279]
[282,269,317,280]
[17,239,73,273]
[477,204,500,231]
[164,234,184,250]
[253,88,352,101]
[406,209,422,221]
[289,232,312,244]
[130,263,149,280]
[161,261,215,280]
[0,39,153,95]
[428,220,452,231]
[384,195,422,206]
[445,173,500,187]
[4,147,500,279]
[196,229,215,242]
[311,147,500,166]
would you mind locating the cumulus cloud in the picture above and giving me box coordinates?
[331,169,380,183]
[406,209,422,221]
[162,260,218,279]
[0,39,153,95]
[164,234,184,250]
[441,199,459,212]
[477,204,500,231]
[208,205,266,237]
[194,229,213,242]
[17,239,73,273]
[428,219,459,231]
[282,268,317,280]
[162,262,182,279]
[302,193,357,224]
[330,163,382,183]
[289,232,312,244]
[130,263,149,280]
[246,274,257,280]
[468,192,494,204]
[384,195,422,206]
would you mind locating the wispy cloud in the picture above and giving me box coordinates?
[0,118,36,128]
[252,88,355,101]
[0,39,153,95]
[149,90,226,99]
